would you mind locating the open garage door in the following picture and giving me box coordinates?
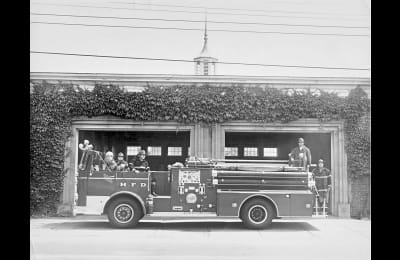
[78,130,190,171]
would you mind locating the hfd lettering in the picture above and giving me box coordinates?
[119,182,147,188]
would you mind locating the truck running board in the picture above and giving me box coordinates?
[146,212,218,217]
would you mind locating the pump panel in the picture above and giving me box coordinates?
[170,168,217,212]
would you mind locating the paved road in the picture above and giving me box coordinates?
[30,216,370,260]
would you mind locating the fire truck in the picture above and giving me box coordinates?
[76,149,315,229]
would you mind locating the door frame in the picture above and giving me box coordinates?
[211,119,349,217]
[60,116,195,216]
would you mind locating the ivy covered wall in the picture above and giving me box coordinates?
[30,83,370,216]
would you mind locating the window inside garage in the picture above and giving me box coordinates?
[225,132,331,168]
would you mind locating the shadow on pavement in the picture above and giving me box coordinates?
[44,221,319,232]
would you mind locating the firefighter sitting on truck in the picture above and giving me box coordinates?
[288,137,312,170]
[312,159,331,206]
[102,151,118,171]
[116,152,129,171]
[129,150,158,195]
[129,150,149,172]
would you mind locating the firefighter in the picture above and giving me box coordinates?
[129,150,149,171]
[288,137,312,169]
[116,152,129,171]
[102,151,118,171]
[129,150,157,195]
[312,159,331,210]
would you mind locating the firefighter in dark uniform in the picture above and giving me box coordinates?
[129,150,157,196]
[129,150,149,171]
[129,150,157,195]
[288,138,312,170]
[312,159,331,213]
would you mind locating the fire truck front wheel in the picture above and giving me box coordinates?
[241,199,275,229]
[107,198,143,228]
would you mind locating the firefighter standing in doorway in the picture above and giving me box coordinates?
[312,159,331,215]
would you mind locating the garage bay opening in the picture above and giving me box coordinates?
[225,132,332,214]
[78,130,190,171]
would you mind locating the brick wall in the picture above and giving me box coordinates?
[350,175,370,218]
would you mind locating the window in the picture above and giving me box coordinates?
[244,147,258,157]
[147,146,162,156]
[263,148,278,157]
[168,147,182,156]
[224,147,238,157]
[204,62,209,75]
[127,146,141,156]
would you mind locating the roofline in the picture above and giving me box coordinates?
[30,72,371,86]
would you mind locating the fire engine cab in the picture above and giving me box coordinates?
[76,146,316,229]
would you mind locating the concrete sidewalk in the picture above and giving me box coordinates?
[30,216,370,260]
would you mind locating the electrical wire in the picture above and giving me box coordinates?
[30,21,370,37]
[106,0,370,17]
[30,2,370,22]
[30,12,370,29]
[30,51,371,71]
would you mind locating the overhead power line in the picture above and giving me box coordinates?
[30,21,370,37]
[30,12,370,29]
[30,51,371,71]
[31,2,370,22]
[106,0,370,17]
[36,0,369,17]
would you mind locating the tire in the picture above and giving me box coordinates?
[240,198,275,229]
[107,198,143,228]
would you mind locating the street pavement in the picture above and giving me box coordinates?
[30,215,370,260]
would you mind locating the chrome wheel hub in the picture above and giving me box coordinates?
[248,205,267,224]
[114,204,134,224]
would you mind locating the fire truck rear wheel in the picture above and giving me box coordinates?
[241,198,274,229]
[107,198,143,228]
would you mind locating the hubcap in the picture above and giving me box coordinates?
[114,204,134,224]
[248,205,267,224]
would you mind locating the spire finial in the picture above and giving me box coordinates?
[194,10,217,75]
[204,13,208,44]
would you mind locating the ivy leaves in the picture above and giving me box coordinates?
[58,84,367,125]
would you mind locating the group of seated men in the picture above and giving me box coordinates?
[101,150,149,172]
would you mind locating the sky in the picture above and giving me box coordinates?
[30,0,371,77]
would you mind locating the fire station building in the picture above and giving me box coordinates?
[30,72,370,218]
[31,21,370,218]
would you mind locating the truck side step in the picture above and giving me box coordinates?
[147,212,218,217]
